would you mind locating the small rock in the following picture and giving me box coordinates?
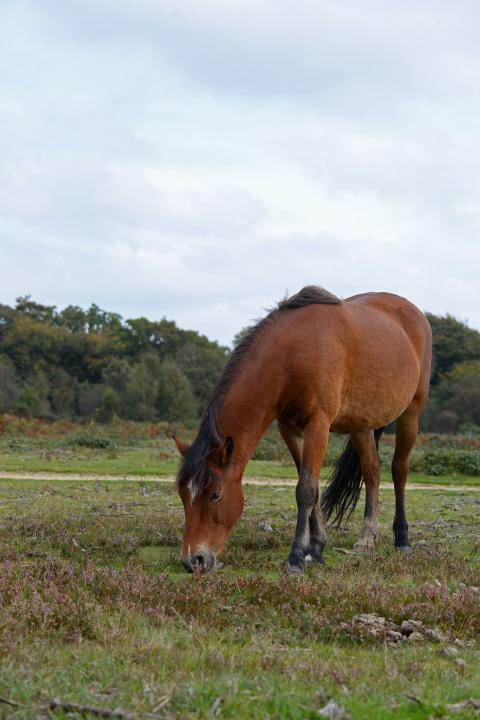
[423,627,446,642]
[439,646,459,657]
[258,520,273,532]
[408,631,424,642]
[454,658,466,669]
[400,619,423,636]
[318,699,351,719]
[446,699,480,712]
[357,613,386,627]
[432,579,442,587]
[415,540,429,548]
[387,630,404,643]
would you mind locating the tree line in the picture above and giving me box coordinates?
[0,297,479,433]
[0,297,228,424]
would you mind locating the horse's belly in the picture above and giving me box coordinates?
[331,357,420,433]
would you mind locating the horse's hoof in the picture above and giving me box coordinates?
[395,545,412,553]
[353,541,374,553]
[287,549,306,572]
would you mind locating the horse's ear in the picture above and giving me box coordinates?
[173,435,189,456]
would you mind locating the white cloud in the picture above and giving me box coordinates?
[0,0,479,344]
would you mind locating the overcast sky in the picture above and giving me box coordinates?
[1,1,479,345]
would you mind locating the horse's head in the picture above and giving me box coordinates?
[174,435,244,572]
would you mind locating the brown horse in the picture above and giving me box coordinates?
[175,286,432,573]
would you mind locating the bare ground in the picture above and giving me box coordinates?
[0,469,479,492]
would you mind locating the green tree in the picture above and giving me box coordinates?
[0,356,20,413]
[422,361,480,433]
[97,386,120,423]
[17,370,50,417]
[124,353,161,421]
[15,296,57,323]
[156,361,197,422]
[55,305,87,333]
[77,384,102,418]
[50,369,76,416]
[426,313,480,384]
[176,342,227,414]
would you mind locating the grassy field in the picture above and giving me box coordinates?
[1,417,480,486]
[2,446,480,487]
[0,476,479,719]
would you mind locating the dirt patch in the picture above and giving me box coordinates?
[0,470,479,492]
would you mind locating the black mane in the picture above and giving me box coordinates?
[176,286,341,496]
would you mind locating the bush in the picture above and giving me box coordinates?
[410,447,480,476]
[69,430,117,449]
[252,426,291,462]
[97,386,119,424]
[422,452,452,476]
[454,451,480,476]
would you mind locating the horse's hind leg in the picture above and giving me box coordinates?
[392,409,419,551]
[350,431,381,552]
[282,414,330,572]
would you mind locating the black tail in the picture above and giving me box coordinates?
[321,428,384,526]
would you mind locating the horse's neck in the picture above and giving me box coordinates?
[218,365,276,472]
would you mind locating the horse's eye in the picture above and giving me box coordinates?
[209,490,222,503]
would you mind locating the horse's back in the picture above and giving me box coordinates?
[344,292,432,369]
[273,291,431,432]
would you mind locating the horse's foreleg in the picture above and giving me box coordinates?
[350,431,380,552]
[279,422,324,564]
[392,411,418,551]
[278,422,303,474]
[287,415,329,572]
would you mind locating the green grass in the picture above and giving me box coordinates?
[1,446,480,488]
[1,422,480,486]
[0,446,180,476]
[0,477,479,718]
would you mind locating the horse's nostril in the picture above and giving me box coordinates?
[194,553,206,568]
[181,552,215,573]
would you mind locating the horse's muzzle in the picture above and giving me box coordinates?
[181,550,216,573]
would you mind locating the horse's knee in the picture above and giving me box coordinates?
[295,471,317,508]
[363,454,380,479]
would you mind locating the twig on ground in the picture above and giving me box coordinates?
[403,692,424,705]
[0,697,24,708]
[47,698,135,719]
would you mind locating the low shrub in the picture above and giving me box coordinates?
[68,431,117,450]
[410,448,480,476]
[454,451,480,476]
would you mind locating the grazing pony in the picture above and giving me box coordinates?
[175,287,432,572]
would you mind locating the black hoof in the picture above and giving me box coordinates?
[287,550,306,572]
[308,543,325,564]
[395,545,412,553]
